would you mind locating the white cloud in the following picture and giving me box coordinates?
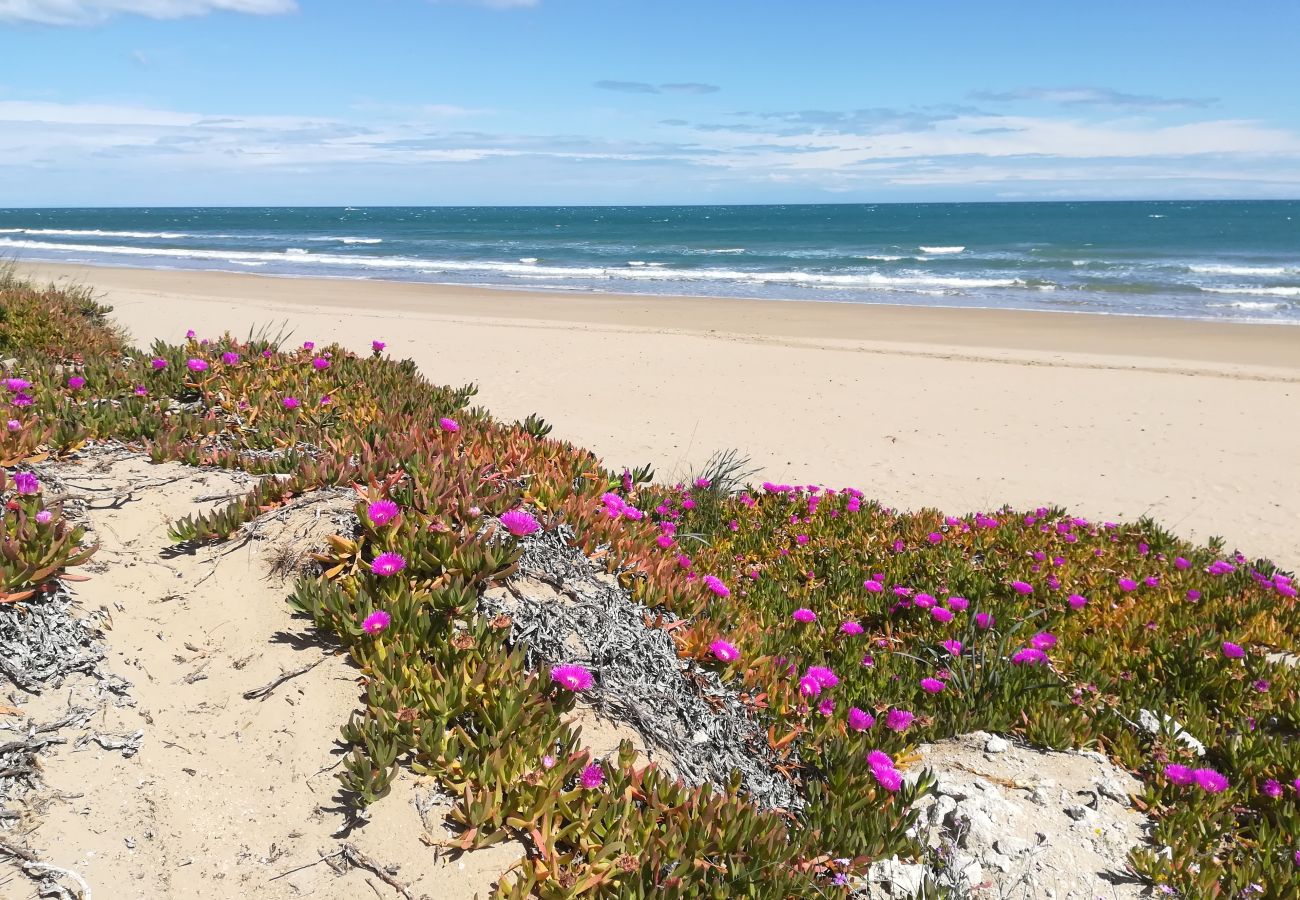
[0,0,296,26]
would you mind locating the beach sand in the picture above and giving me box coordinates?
[21,262,1300,567]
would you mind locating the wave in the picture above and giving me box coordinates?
[0,237,1031,292]
[919,246,964,254]
[518,257,539,264]
[1207,300,1287,311]
[0,227,192,239]
[1189,264,1295,277]
[1201,286,1300,298]
[308,236,384,245]
[862,254,906,262]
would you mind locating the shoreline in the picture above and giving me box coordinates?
[16,260,1300,566]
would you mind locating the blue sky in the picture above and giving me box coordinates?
[2,0,1299,205]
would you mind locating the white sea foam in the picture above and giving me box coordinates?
[0,237,1029,292]
[1202,286,1300,298]
[1148,214,1166,219]
[518,257,539,264]
[309,236,383,245]
[703,248,746,254]
[919,245,965,254]
[627,261,646,267]
[1208,300,1286,311]
[0,227,192,239]
[862,255,905,261]
[1189,264,1294,277]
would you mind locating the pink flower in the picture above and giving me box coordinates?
[1207,560,1235,575]
[1174,557,1190,569]
[370,552,406,576]
[439,417,460,432]
[312,357,330,370]
[975,612,994,630]
[798,675,822,698]
[362,610,391,635]
[551,664,594,691]
[866,749,892,769]
[541,754,556,769]
[67,376,85,390]
[1221,641,1246,659]
[930,607,953,623]
[499,509,540,536]
[914,593,935,608]
[319,395,331,405]
[702,575,730,598]
[1192,768,1229,793]
[1012,647,1047,665]
[283,396,300,409]
[941,639,963,656]
[792,608,817,623]
[1263,779,1283,799]
[1067,593,1088,610]
[840,621,864,635]
[946,596,969,611]
[134,385,147,396]
[1164,764,1195,786]
[1010,580,1033,595]
[372,340,385,353]
[6,419,20,431]
[222,351,240,365]
[1118,577,1138,591]
[1187,589,1201,601]
[1030,632,1057,651]
[884,708,914,732]
[185,329,196,339]
[848,707,874,731]
[927,532,943,544]
[920,678,944,693]
[11,393,32,407]
[35,510,52,524]
[709,639,739,663]
[187,358,208,372]
[367,499,400,526]
[806,666,839,690]
[302,341,315,350]
[871,764,903,792]
[580,764,605,789]
[863,579,883,592]
[818,698,835,716]
[13,472,39,495]
[861,654,875,667]
[3,378,29,391]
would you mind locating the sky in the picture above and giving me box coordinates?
[2,0,1299,206]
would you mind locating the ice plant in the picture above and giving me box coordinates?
[1221,641,1245,659]
[941,639,963,656]
[4,378,30,391]
[222,352,240,365]
[975,612,994,630]
[13,472,39,495]
[920,677,945,693]
[187,358,208,372]
[312,357,330,370]
[551,664,594,691]
[848,707,874,731]
[702,575,730,598]
[884,709,914,732]
[362,610,391,635]
[283,396,301,409]
[369,552,406,577]
[371,340,385,354]
[499,509,540,537]
[840,621,864,635]
[1165,764,1195,786]
[580,764,605,789]
[35,510,52,524]
[792,608,817,623]
[1010,580,1033,595]
[1193,768,1230,793]
[67,376,85,390]
[439,417,460,432]
[709,639,739,663]
[367,499,400,526]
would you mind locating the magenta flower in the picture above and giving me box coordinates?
[311,357,330,370]
[302,341,315,350]
[187,358,208,372]
[541,754,556,769]
[6,419,19,431]
[1208,560,1235,575]
[1187,589,1201,601]
[500,509,540,536]
[709,639,739,663]
[4,378,29,392]
[372,340,385,353]
[551,664,593,691]
[1067,593,1088,610]
[1030,632,1057,651]
[806,665,839,690]
[848,707,874,731]
[920,678,944,693]
[1010,580,1033,595]
[1263,779,1283,799]
[702,575,730,598]
[941,639,963,656]
[11,392,32,407]
[1192,768,1229,793]
[1164,764,1194,786]
[134,385,147,396]
[866,749,892,769]
[283,396,300,409]
[1174,557,1190,569]
[367,499,400,526]
[946,596,969,611]
[35,510,52,524]
[319,395,331,406]
[792,608,817,623]
[798,675,822,698]
[370,552,406,576]
[884,708,914,732]
[840,621,864,635]
[150,357,168,370]
[1011,647,1048,665]
[818,698,835,716]
[927,532,942,544]
[863,579,883,592]
[930,607,953,623]
[222,351,240,365]
[1118,577,1138,591]
[1221,641,1246,659]
[975,612,994,630]
[580,764,605,789]
[185,329,196,339]
[438,416,460,433]
[362,610,391,635]
[871,764,903,792]
[67,376,85,390]
[13,472,39,495]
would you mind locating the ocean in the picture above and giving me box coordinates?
[1,202,1298,322]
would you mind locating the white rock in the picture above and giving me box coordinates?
[1137,709,1206,756]
[985,734,1010,753]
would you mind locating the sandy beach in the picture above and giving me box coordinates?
[20,262,1300,567]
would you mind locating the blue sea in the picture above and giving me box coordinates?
[2,202,1298,322]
